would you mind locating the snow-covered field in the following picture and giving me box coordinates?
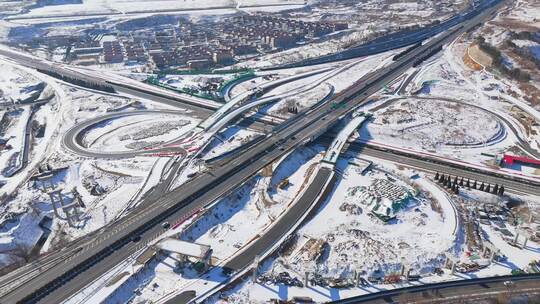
[362,97,503,150]
[11,0,306,20]
[276,159,455,277]
[0,64,43,103]
[202,126,262,161]
[157,73,239,101]
[0,61,52,185]
[260,83,332,118]
[256,53,394,118]
[83,113,195,152]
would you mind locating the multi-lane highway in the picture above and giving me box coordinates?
[345,143,540,195]
[0,48,220,114]
[61,68,336,159]
[0,1,518,303]
[272,0,501,69]
[166,1,522,302]
[167,1,539,302]
[330,274,540,304]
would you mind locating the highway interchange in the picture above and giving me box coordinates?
[62,110,190,158]
[1,0,540,303]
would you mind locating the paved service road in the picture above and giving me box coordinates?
[331,274,540,304]
[343,142,540,196]
[225,167,333,270]
[62,110,189,158]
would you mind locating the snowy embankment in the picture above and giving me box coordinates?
[413,177,459,237]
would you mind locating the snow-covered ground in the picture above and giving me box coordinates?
[0,60,201,273]
[156,73,243,101]
[279,159,455,277]
[354,33,540,172]
[362,97,503,151]
[95,145,325,303]
[202,126,262,161]
[219,153,539,303]
[11,0,306,20]
[0,63,43,103]
[0,59,55,187]
[260,83,332,118]
[159,74,234,91]
[83,113,196,152]
[229,75,277,99]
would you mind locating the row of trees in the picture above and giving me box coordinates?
[506,31,540,69]
[475,36,531,82]
[434,172,505,196]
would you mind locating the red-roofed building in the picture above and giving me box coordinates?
[502,154,540,168]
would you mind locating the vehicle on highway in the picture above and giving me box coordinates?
[161,222,171,229]
[503,280,515,287]
[221,267,234,276]
[292,296,315,303]
[359,277,369,286]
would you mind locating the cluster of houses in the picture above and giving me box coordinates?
[59,14,348,70]
[225,15,348,49]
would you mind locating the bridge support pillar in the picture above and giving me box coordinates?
[201,249,212,273]
[516,228,532,249]
[252,255,260,282]
[444,253,458,275]
[400,257,407,277]
[48,191,61,219]
[178,254,187,266]
[483,242,499,261]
